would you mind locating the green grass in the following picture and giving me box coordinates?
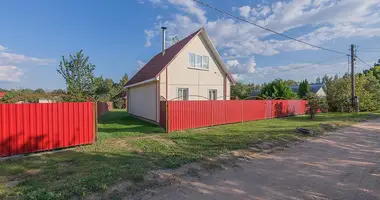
[0,110,378,199]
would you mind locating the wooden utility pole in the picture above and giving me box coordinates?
[350,44,359,113]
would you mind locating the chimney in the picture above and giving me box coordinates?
[161,27,167,56]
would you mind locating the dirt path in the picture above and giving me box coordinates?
[142,120,380,200]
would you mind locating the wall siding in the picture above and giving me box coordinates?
[160,34,231,101]
[129,82,158,122]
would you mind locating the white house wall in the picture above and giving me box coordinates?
[160,34,230,101]
[128,82,158,122]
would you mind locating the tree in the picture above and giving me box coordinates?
[231,82,256,99]
[325,73,380,112]
[119,73,129,86]
[316,77,321,84]
[306,92,327,119]
[57,50,95,98]
[0,88,7,92]
[298,79,310,98]
[259,79,297,99]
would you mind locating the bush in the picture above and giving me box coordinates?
[306,93,328,119]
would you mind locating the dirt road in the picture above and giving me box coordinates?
[146,120,380,200]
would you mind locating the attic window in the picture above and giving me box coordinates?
[189,53,209,70]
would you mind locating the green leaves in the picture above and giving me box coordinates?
[259,79,297,99]
[57,50,96,98]
[298,79,310,98]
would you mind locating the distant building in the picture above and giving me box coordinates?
[250,83,326,98]
[289,83,326,97]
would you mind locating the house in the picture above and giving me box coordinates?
[125,27,235,123]
[0,92,6,99]
[289,83,326,97]
[249,83,326,98]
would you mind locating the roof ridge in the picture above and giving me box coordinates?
[125,28,203,87]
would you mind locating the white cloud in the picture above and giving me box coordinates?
[136,60,146,70]
[0,45,6,51]
[238,6,251,18]
[167,0,207,24]
[226,57,256,74]
[142,0,380,82]
[144,30,156,47]
[0,52,55,65]
[0,65,23,82]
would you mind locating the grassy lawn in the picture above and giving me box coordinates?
[0,110,378,199]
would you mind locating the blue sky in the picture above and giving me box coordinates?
[1,0,380,90]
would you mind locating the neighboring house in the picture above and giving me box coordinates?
[249,83,326,98]
[125,27,235,123]
[289,83,326,97]
[0,92,6,99]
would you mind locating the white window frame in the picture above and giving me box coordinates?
[177,88,189,101]
[208,89,217,100]
[188,53,209,70]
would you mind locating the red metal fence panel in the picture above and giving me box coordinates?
[243,100,266,121]
[166,100,307,132]
[0,102,95,157]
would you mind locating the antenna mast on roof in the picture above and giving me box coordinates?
[172,36,179,44]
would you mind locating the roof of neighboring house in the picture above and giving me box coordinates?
[125,28,235,87]
[0,92,7,99]
[289,83,324,94]
[250,89,261,97]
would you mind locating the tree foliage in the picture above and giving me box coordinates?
[306,92,327,119]
[259,79,297,99]
[298,79,310,98]
[325,73,380,112]
[57,50,95,97]
[231,82,258,99]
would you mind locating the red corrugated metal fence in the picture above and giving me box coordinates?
[166,100,307,132]
[0,102,96,157]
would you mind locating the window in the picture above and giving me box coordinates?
[209,89,217,100]
[178,88,189,100]
[195,55,202,68]
[202,56,209,69]
[188,53,209,69]
[189,53,195,67]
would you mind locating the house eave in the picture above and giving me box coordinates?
[124,77,158,89]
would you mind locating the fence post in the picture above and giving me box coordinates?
[93,101,98,142]
[211,100,214,127]
[166,101,170,133]
[241,100,243,123]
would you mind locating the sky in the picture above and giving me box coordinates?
[1,0,380,90]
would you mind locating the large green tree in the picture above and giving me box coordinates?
[325,73,380,112]
[57,50,95,98]
[259,79,297,99]
[231,82,257,99]
[298,79,310,98]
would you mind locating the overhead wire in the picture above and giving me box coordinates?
[355,55,373,68]
[192,0,349,56]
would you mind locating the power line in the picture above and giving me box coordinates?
[192,0,349,56]
[355,55,373,68]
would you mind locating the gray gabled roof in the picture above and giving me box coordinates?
[289,83,324,94]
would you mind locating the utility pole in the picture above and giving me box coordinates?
[350,44,359,113]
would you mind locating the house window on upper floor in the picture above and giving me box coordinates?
[189,53,209,70]
[209,89,217,100]
[178,88,189,101]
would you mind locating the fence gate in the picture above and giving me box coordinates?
[0,102,96,157]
